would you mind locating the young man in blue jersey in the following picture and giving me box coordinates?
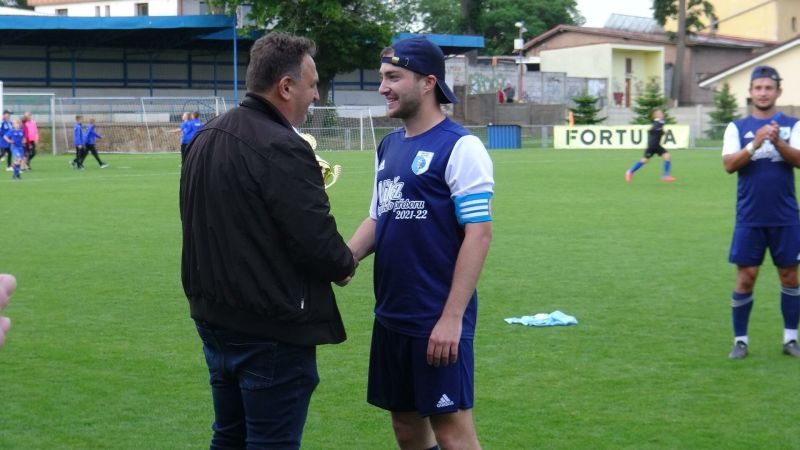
[80,118,108,168]
[71,115,85,169]
[0,110,13,172]
[625,109,675,183]
[348,37,493,450]
[4,119,25,180]
[722,65,800,359]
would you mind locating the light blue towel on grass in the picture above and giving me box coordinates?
[504,310,578,327]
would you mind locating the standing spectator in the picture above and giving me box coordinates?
[22,112,39,171]
[71,115,85,169]
[503,82,515,103]
[497,88,505,104]
[0,110,12,172]
[180,32,355,449]
[0,274,16,348]
[80,118,108,168]
[348,37,494,450]
[171,112,191,162]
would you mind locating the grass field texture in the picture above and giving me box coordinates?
[1,146,797,449]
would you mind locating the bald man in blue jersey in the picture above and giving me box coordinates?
[349,37,493,450]
[722,65,800,359]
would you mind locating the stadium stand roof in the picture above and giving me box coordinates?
[392,33,485,54]
[0,15,245,49]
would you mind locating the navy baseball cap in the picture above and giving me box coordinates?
[751,65,781,82]
[381,37,459,104]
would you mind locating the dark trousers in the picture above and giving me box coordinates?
[79,144,104,166]
[195,321,319,450]
[73,146,84,167]
[181,143,188,162]
[25,142,37,164]
[0,147,10,167]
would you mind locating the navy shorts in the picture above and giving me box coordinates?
[644,146,666,158]
[367,319,474,417]
[729,225,800,267]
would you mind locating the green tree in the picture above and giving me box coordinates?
[211,0,396,105]
[631,79,675,124]
[652,0,717,103]
[416,0,584,55]
[707,82,740,139]
[569,92,606,125]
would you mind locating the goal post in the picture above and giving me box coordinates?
[300,106,377,152]
[55,96,227,154]
[2,91,57,155]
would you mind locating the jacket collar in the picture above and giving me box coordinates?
[241,93,295,130]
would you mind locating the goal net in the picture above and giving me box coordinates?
[299,106,377,151]
[2,91,57,155]
[55,96,227,154]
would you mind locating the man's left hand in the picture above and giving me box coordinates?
[427,316,462,367]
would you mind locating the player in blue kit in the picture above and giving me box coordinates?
[348,37,493,450]
[71,115,85,169]
[4,119,25,180]
[625,109,675,183]
[722,65,800,359]
[79,118,108,168]
[0,110,12,172]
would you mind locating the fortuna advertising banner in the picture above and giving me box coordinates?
[553,125,691,149]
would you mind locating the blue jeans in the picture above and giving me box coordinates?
[195,321,319,450]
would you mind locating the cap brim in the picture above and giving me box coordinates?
[436,80,458,105]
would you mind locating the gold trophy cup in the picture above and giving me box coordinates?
[300,132,341,189]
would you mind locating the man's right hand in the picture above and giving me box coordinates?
[334,255,359,287]
[0,274,17,348]
[754,122,780,148]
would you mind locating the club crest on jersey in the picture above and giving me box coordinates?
[411,151,434,175]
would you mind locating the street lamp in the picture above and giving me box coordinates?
[514,21,527,103]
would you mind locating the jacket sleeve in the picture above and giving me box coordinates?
[262,138,354,282]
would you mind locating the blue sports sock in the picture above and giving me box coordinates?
[663,160,671,176]
[629,160,644,173]
[731,291,754,338]
[13,163,19,177]
[780,286,800,330]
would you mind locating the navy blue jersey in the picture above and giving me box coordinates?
[0,120,11,148]
[722,112,800,227]
[369,118,494,339]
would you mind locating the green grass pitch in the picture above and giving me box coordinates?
[1,146,798,449]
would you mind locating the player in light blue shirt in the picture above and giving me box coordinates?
[3,119,24,180]
[722,65,800,359]
[348,37,492,450]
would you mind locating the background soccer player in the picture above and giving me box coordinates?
[348,37,493,450]
[626,109,675,183]
[71,115,85,169]
[80,118,108,168]
[4,119,25,180]
[721,65,800,359]
[0,110,12,172]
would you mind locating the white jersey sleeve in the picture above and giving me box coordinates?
[446,135,495,224]
[369,153,379,220]
[722,122,741,156]
[791,122,800,148]
[445,135,494,197]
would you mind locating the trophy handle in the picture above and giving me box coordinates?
[325,164,342,189]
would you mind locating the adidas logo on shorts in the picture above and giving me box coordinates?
[436,394,455,408]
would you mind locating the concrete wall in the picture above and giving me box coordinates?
[664,0,800,42]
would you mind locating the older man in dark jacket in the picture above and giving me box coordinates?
[180,32,355,449]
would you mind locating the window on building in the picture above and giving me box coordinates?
[105,5,111,16]
[135,3,149,16]
[792,17,797,33]
[56,8,68,16]
[95,6,101,16]
[625,58,632,75]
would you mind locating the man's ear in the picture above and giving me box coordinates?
[276,76,293,101]
[423,75,437,96]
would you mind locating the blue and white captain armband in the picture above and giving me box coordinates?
[454,192,493,225]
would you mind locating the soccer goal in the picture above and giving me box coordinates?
[55,96,227,154]
[2,90,58,155]
[300,106,377,151]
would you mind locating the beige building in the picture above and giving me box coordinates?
[698,36,800,107]
[540,43,663,108]
[665,0,800,42]
[523,23,774,105]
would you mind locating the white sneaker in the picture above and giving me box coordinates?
[100,164,109,169]
[4,167,12,172]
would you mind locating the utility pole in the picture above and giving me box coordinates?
[672,0,686,106]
